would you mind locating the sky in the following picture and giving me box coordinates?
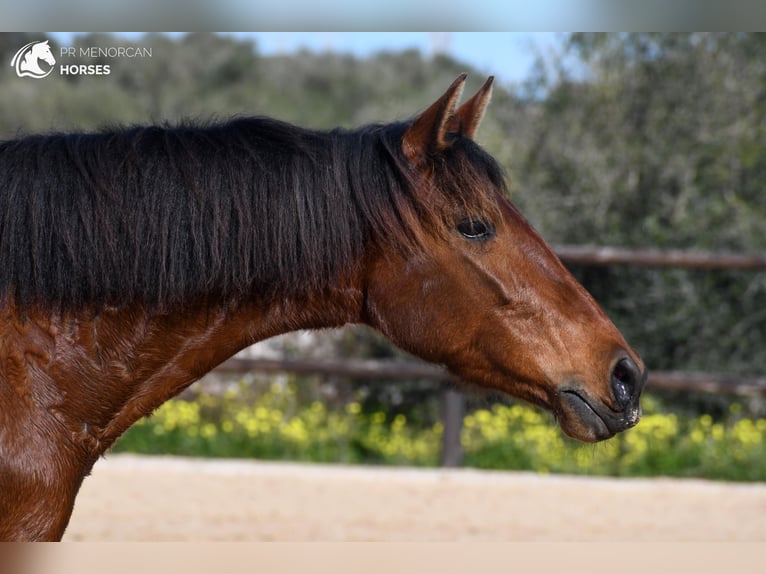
[49,32,568,88]
[237,32,564,84]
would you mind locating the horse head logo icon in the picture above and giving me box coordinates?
[11,40,56,79]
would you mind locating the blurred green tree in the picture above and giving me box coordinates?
[513,33,766,414]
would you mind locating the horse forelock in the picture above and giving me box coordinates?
[406,133,508,242]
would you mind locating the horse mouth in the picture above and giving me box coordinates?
[558,389,640,443]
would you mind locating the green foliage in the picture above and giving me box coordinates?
[526,33,766,253]
[114,383,441,467]
[114,386,766,482]
[462,396,766,481]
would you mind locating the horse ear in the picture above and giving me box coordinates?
[402,73,467,164]
[454,76,494,139]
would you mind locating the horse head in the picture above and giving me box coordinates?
[362,75,646,442]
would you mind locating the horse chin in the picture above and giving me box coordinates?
[556,387,643,443]
[557,390,615,443]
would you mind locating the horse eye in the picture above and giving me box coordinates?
[457,219,494,240]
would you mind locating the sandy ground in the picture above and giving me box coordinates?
[64,454,766,541]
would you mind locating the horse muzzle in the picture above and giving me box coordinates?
[558,356,647,443]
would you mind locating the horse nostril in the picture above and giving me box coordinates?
[611,357,642,409]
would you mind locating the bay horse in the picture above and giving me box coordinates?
[0,74,646,541]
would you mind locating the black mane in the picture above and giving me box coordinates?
[0,116,505,311]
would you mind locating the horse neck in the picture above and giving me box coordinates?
[13,277,366,459]
[169,283,368,373]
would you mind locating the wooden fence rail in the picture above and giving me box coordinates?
[553,245,766,270]
[215,357,766,396]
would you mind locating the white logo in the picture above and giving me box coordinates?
[11,40,56,79]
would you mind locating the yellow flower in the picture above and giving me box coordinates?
[201,423,217,439]
[345,402,361,415]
